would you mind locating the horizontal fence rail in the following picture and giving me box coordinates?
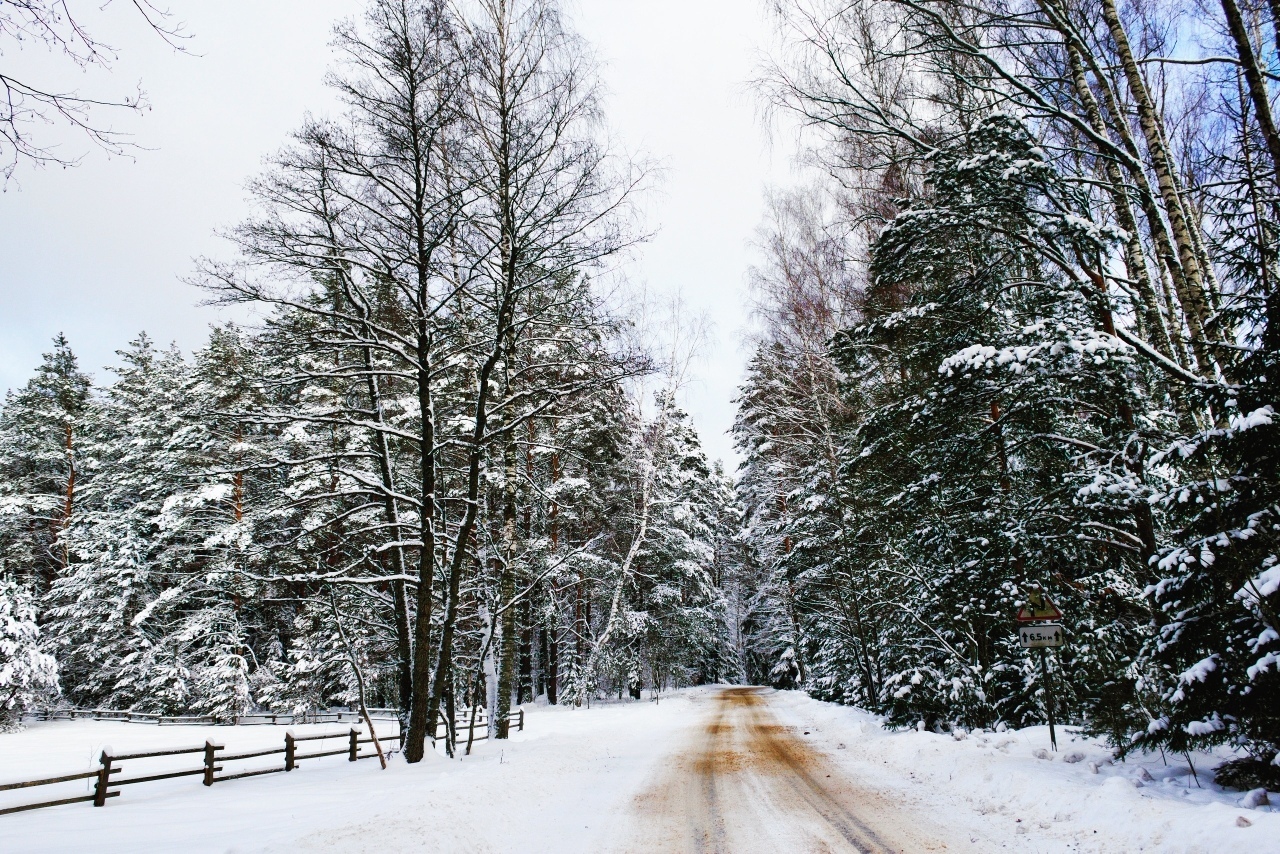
[2,707,525,817]
[438,708,525,744]
[0,769,118,817]
[24,707,397,727]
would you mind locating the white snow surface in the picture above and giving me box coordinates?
[0,687,1276,853]
[768,690,1279,853]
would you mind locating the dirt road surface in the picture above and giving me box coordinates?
[614,687,953,854]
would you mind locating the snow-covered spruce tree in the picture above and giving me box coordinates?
[573,392,732,703]
[525,362,633,708]
[482,280,645,728]
[0,579,58,728]
[1129,89,1280,785]
[0,334,92,594]
[628,395,734,691]
[44,335,184,709]
[734,344,832,692]
[826,114,1166,733]
[45,332,259,716]
[705,462,746,685]
[1137,379,1280,786]
[228,307,412,718]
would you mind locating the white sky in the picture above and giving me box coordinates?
[0,0,795,468]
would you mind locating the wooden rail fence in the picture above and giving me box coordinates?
[1,708,524,817]
[24,707,400,727]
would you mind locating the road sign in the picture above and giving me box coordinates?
[1019,622,1065,648]
[1015,593,1063,622]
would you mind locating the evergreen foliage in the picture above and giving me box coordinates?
[737,0,1280,778]
[0,579,57,729]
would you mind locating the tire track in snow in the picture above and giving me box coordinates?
[615,686,949,853]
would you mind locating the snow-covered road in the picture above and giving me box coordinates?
[3,686,1276,852]
[612,686,949,852]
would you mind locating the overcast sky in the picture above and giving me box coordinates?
[0,0,795,468]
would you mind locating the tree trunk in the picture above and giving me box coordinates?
[59,421,75,576]
[587,455,652,684]
[573,571,586,705]
[547,626,559,705]
[1040,0,1194,367]
[518,618,533,704]
[495,431,518,739]
[1098,0,1216,374]
[404,326,439,763]
[1061,37,1174,358]
[1221,0,1280,188]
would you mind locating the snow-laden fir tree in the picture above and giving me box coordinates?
[44,333,256,716]
[1131,86,1280,785]
[0,334,91,593]
[842,114,1168,733]
[0,579,58,729]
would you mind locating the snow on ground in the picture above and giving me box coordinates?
[1,695,691,853]
[1,688,1276,853]
[766,691,1280,853]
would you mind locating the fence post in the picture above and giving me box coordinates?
[519,709,524,731]
[348,728,359,762]
[285,731,296,771]
[203,741,222,786]
[93,751,113,807]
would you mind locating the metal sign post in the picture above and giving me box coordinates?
[1017,591,1064,752]
[1039,648,1057,752]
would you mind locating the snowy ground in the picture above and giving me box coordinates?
[1,688,1276,853]
[768,691,1279,853]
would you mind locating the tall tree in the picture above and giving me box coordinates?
[0,334,91,593]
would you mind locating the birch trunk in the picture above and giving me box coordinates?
[587,458,652,673]
[495,429,518,738]
[1061,37,1174,357]
[1098,0,1216,374]
[1221,0,1280,188]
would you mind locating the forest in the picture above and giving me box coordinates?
[0,0,740,763]
[1,0,1277,790]
[735,0,1279,788]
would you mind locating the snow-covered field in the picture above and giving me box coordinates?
[1,688,1276,853]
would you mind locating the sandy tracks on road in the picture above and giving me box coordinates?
[614,687,950,854]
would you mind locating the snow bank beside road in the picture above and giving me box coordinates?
[768,690,1280,853]
[0,693,698,853]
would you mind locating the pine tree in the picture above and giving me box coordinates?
[0,335,92,593]
[1133,90,1280,783]
[45,333,257,716]
[0,579,58,729]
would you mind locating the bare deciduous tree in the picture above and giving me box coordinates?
[0,1,186,179]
